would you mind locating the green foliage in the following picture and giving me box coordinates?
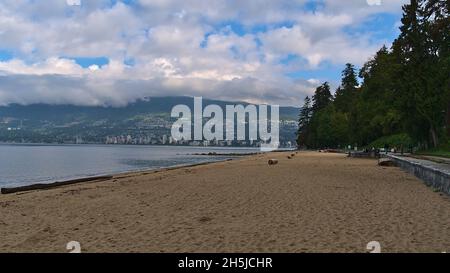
[392,0,449,147]
[419,150,450,158]
[296,96,312,147]
[300,102,350,149]
[418,140,450,158]
[298,0,449,150]
[366,134,414,149]
[312,82,332,112]
[334,63,358,112]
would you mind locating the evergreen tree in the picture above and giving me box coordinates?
[356,46,402,145]
[312,82,332,112]
[334,63,359,113]
[297,0,449,150]
[393,0,448,147]
[423,0,450,139]
[309,82,333,148]
[296,96,312,147]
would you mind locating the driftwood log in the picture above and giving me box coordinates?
[1,175,114,195]
[268,159,279,165]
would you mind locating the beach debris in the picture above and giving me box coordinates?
[287,156,292,159]
[268,159,279,165]
[319,149,341,153]
[192,152,258,156]
[1,175,113,195]
[378,158,396,167]
[199,216,213,223]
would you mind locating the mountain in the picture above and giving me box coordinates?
[0,97,299,121]
[0,96,299,146]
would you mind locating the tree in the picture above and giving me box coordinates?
[314,106,334,148]
[392,0,448,148]
[312,82,332,112]
[423,0,450,139]
[334,63,359,112]
[355,46,402,146]
[299,0,449,150]
[307,82,334,148]
[296,96,312,148]
[330,109,349,147]
[447,101,450,136]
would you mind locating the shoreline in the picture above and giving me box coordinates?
[0,144,264,190]
[1,151,449,253]
[0,157,240,195]
[0,142,284,150]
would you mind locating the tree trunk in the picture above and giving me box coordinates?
[447,101,450,136]
[430,126,439,148]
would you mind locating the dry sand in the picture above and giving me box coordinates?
[0,151,449,253]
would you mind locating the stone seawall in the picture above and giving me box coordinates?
[387,154,450,196]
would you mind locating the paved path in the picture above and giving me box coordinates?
[389,154,450,176]
[418,155,450,165]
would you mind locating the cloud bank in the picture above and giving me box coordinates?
[0,0,408,106]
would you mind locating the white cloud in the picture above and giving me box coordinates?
[66,0,81,6]
[0,0,408,106]
[88,64,100,71]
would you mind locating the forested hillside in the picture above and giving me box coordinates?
[297,0,449,152]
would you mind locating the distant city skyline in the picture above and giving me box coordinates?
[0,96,299,147]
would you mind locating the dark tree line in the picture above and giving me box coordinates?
[297,0,449,150]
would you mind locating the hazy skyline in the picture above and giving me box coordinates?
[0,0,408,107]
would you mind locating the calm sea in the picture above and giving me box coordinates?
[0,144,258,188]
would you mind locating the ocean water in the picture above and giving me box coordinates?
[0,144,258,188]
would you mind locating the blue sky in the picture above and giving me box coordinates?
[0,50,13,62]
[0,0,408,106]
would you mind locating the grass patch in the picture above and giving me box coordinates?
[416,141,450,159]
[417,149,450,158]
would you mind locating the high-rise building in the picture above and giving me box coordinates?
[75,136,83,144]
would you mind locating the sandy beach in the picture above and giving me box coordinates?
[0,151,449,253]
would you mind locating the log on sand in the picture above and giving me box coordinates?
[268,159,279,165]
[1,175,114,195]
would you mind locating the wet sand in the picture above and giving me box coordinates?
[0,151,449,253]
